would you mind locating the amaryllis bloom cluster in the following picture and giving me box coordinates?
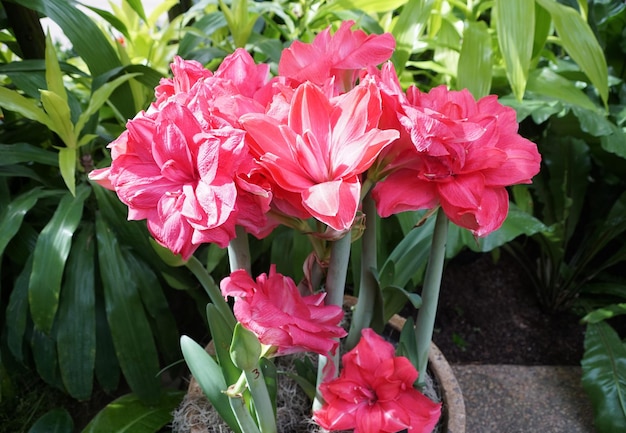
[220,266,346,356]
[372,82,542,236]
[314,329,442,433]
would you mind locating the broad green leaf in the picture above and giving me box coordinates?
[56,225,96,400]
[535,0,609,106]
[180,336,242,433]
[74,73,141,139]
[581,322,626,432]
[125,0,148,23]
[0,143,58,167]
[600,124,626,159]
[28,408,73,433]
[44,32,67,104]
[495,0,535,100]
[80,5,131,41]
[532,2,552,59]
[81,391,184,433]
[0,188,58,256]
[0,86,53,129]
[6,256,33,362]
[95,213,161,404]
[29,184,90,334]
[40,90,75,147]
[31,326,60,387]
[526,68,597,111]
[456,21,492,98]
[94,298,121,394]
[392,0,436,72]
[58,146,77,195]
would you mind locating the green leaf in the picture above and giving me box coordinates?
[40,90,75,147]
[28,408,73,433]
[391,0,436,73]
[94,297,120,394]
[456,21,492,98]
[207,304,240,386]
[56,225,96,400]
[31,325,60,387]
[582,303,626,324]
[125,0,148,23]
[526,68,598,111]
[180,336,242,433]
[44,32,67,104]
[58,146,77,195]
[495,0,535,100]
[0,188,58,256]
[0,86,53,129]
[230,323,261,371]
[6,256,33,362]
[320,0,408,13]
[81,391,184,433]
[95,213,161,404]
[535,0,609,106]
[74,73,140,139]
[29,185,90,334]
[581,322,626,432]
[0,142,58,167]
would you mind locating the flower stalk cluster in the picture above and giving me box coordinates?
[91,20,541,433]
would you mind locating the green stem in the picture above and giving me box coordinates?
[414,209,448,387]
[244,367,277,433]
[346,193,378,349]
[228,225,252,274]
[313,231,352,411]
[186,255,236,329]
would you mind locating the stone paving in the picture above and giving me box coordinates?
[452,365,596,433]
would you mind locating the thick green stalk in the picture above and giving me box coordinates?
[186,255,236,329]
[414,209,448,387]
[313,231,352,410]
[229,396,262,433]
[228,225,252,274]
[346,193,378,349]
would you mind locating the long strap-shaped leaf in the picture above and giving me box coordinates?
[95,212,162,404]
[28,184,90,334]
[56,225,96,400]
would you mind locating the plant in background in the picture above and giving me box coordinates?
[91,19,541,433]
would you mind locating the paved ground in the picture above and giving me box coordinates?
[452,365,596,433]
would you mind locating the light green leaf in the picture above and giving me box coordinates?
[74,73,140,139]
[582,303,626,324]
[44,32,67,104]
[180,336,242,433]
[581,322,626,432]
[125,0,148,23]
[95,213,161,404]
[81,391,184,433]
[456,21,492,98]
[392,0,436,72]
[58,146,77,196]
[29,185,90,334]
[526,68,598,111]
[495,0,535,100]
[0,86,52,129]
[28,408,73,433]
[56,225,96,401]
[535,0,609,106]
[40,90,75,147]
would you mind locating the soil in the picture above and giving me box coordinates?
[430,250,587,365]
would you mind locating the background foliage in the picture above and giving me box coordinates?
[0,0,624,432]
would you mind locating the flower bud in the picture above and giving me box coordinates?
[229,323,261,371]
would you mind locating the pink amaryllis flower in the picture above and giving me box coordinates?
[373,85,541,236]
[89,102,250,259]
[314,328,441,433]
[278,20,395,92]
[220,266,347,356]
[240,80,399,232]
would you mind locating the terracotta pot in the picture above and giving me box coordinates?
[176,297,466,433]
